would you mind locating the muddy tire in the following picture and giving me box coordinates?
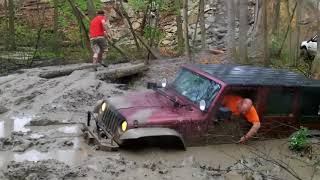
[122,136,185,150]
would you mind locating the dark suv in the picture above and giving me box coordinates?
[85,64,320,149]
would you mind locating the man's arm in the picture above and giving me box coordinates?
[239,106,260,143]
[238,122,260,143]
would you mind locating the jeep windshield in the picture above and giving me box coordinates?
[170,68,221,109]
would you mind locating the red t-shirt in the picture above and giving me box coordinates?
[89,15,106,38]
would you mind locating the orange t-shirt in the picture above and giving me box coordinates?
[222,95,260,124]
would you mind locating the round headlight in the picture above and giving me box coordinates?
[101,102,107,112]
[121,121,128,131]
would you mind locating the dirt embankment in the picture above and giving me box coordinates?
[0,58,319,180]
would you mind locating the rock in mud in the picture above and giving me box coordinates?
[0,132,58,152]
[2,160,89,180]
[12,140,33,152]
[0,135,25,151]
[63,140,74,146]
[0,105,9,114]
[25,173,39,180]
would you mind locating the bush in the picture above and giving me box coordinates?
[289,127,310,151]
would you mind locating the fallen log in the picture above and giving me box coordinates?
[39,63,148,80]
[39,64,99,79]
[96,63,148,81]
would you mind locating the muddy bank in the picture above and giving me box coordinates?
[0,150,307,180]
[0,159,89,180]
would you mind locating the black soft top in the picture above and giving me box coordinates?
[195,64,320,87]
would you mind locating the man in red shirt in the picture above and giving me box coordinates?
[222,95,261,143]
[89,10,110,65]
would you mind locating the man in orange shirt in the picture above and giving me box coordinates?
[222,95,261,143]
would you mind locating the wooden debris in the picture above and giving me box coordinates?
[96,63,148,81]
[39,63,148,80]
[39,64,98,79]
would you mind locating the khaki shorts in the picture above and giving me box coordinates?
[90,37,107,54]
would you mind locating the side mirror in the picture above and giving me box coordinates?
[216,107,232,120]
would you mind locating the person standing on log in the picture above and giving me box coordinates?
[89,10,111,65]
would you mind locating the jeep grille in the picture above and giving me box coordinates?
[99,107,121,135]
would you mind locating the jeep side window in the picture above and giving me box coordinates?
[265,89,295,116]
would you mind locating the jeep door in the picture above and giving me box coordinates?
[206,87,260,144]
[259,87,299,138]
[299,86,320,129]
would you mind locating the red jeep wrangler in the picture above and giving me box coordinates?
[85,64,320,150]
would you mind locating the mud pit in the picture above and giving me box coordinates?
[0,60,320,180]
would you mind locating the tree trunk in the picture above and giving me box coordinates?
[199,0,205,49]
[295,0,302,66]
[67,0,91,51]
[226,0,236,59]
[239,0,248,63]
[192,5,200,47]
[276,2,297,57]
[53,0,59,52]
[8,0,15,50]
[272,0,281,36]
[119,0,141,51]
[149,2,159,49]
[4,0,9,50]
[175,0,184,55]
[262,0,268,66]
[87,0,96,20]
[311,1,320,79]
[183,0,191,62]
[140,3,150,36]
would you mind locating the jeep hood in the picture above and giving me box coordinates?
[107,90,200,125]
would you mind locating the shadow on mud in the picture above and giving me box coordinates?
[121,136,185,151]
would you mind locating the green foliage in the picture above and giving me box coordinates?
[143,25,164,41]
[128,0,170,12]
[128,0,146,11]
[270,35,282,57]
[15,24,37,47]
[55,0,102,29]
[105,48,122,62]
[289,127,310,151]
[269,34,294,67]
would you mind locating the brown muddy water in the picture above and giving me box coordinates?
[0,115,90,168]
[0,114,319,180]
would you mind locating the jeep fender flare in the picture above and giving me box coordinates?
[119,128,186,148]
